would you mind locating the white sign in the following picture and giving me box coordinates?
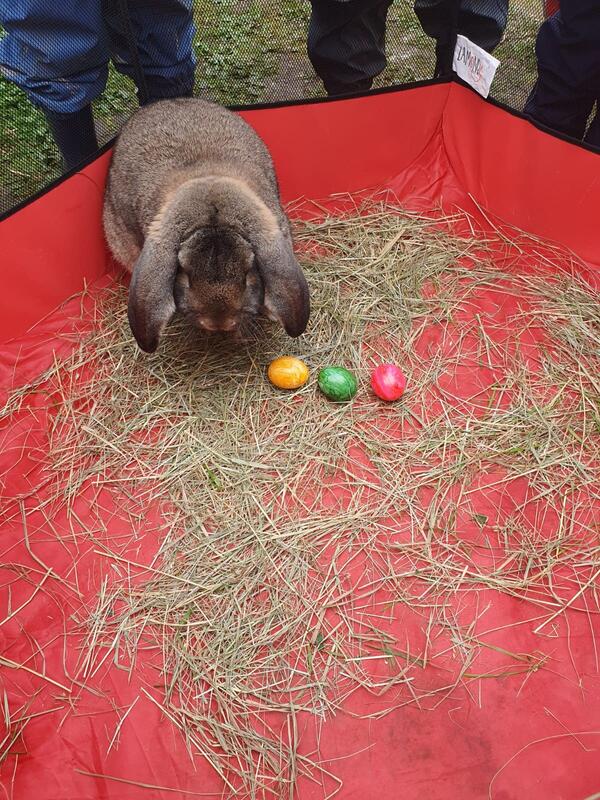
[452,34,500,99]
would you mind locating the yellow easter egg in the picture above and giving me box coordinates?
[267,356,310,390]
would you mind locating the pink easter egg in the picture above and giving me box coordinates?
[371,363,407,402]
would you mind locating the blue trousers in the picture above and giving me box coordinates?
[0,0,196,113]
[525,0,600,148]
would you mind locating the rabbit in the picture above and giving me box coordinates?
[103,97,310,353]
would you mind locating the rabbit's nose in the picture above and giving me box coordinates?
[220,318,239,331]
[198,316,238,332]
[198,316,219,331]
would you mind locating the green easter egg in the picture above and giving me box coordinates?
[318,367,358,402]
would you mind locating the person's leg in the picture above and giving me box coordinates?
[524,0,600,141]
[104,0,196,103]
[414,0,508,77]
[456,0,508,51]
[308,0,393,96]
[0,0,108,168]
[43,107,99,170]
[413,0,456,76]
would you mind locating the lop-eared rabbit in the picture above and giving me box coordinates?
[103,98,310,353]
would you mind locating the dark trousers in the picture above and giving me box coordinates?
[308,0,508,96]
[524,0,600,148]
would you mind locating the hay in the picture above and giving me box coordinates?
[2,198,600,796]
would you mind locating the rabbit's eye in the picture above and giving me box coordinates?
[177,255,193,274]
[246,266,261,288]
[176,270,190,289]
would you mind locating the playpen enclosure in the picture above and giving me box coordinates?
[2,3,600,800]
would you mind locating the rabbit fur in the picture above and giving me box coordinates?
[103,98,310,353]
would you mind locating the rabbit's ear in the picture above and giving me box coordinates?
[254,229,310,337]
[128,239,178,353]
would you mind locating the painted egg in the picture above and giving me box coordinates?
[318,367,358,402]
[370,363,406,402]
[267,356,310,390]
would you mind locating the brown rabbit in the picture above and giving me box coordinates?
[103,98,310,353]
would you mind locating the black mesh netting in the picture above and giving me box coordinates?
[0,1,563,215]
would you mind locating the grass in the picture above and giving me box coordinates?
[193,0,279,104]
[493,2,540,106]
[0,0,542,212]
[0,78,62,209]
[3,198,598,796]
[379,3,436,86]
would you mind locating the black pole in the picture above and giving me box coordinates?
[112,0,150,105]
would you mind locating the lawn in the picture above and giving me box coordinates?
[0,0,542,213]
